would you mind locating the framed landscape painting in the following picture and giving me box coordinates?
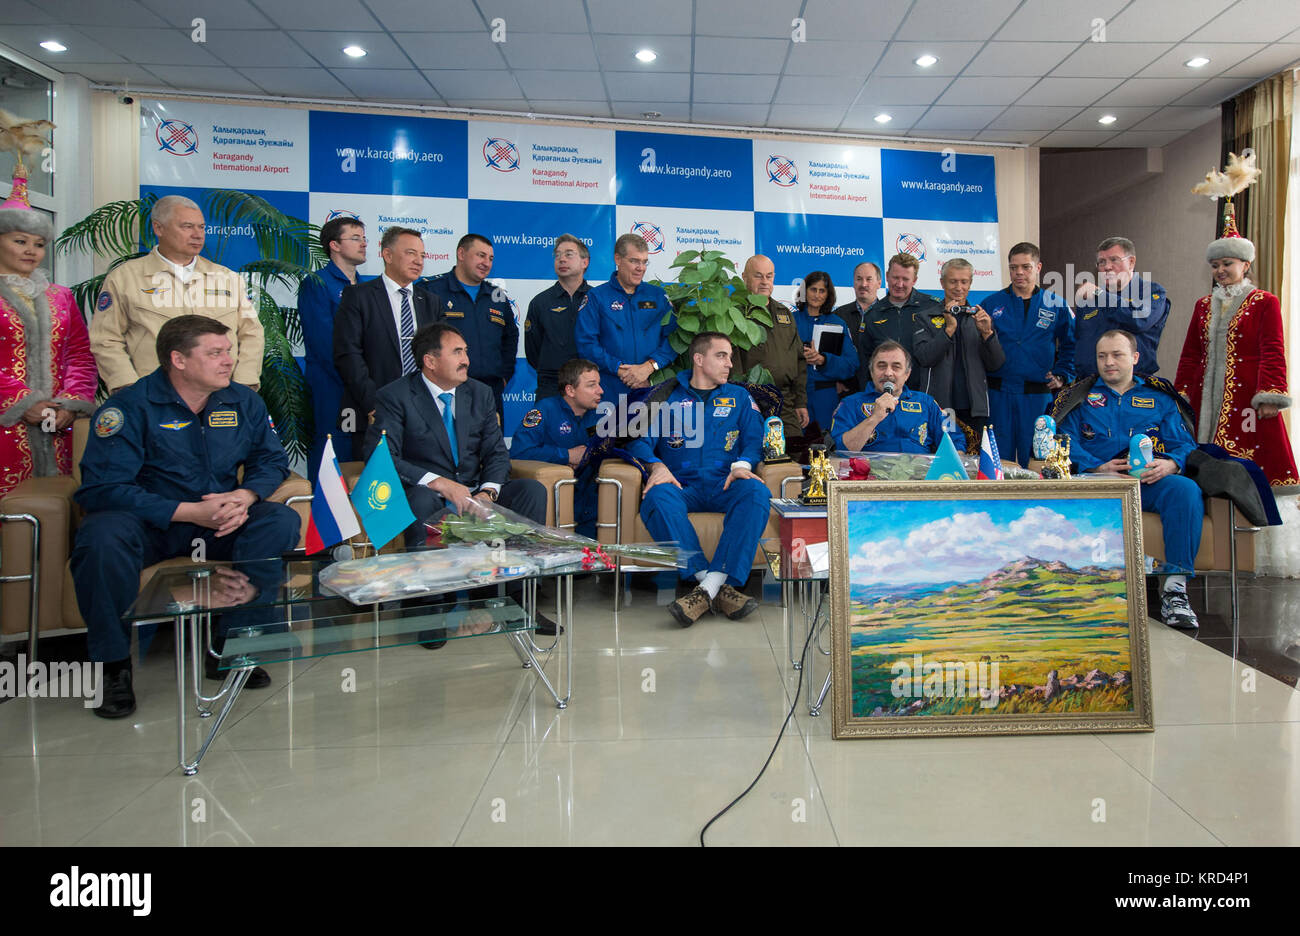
[828,479,1154,739]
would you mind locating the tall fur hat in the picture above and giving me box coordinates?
[1191,151,1259,263]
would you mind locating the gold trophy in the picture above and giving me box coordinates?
[1041,434,1073,480]
[801,446,835,505]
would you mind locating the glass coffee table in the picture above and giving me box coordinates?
[761,537,831,717]
[125,550,602,775]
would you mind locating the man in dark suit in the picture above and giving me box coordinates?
[333,226,435,454]
[367,322,546,545]
[367,323,555,637]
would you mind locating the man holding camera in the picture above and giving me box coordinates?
[915,258,1005,444]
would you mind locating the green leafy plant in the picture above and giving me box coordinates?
[652,249,774,384]
[56,189,325,462]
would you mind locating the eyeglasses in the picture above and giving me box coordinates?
[555,250,582,260]
[339,236,368,244]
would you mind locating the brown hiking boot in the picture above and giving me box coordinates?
[712,583,759,620]
[668,586,712,628]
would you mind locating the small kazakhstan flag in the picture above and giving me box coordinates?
[925,432,970,480]
[350,432,416,549]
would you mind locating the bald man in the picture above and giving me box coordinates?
[733,255,808,452]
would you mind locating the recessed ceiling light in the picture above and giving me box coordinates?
[1098,114,1118,125]
[635,49,657,63]
[40,40,67,52]
[342,45,367,58]
[1185,56,1210,68]
[874,113,893,124]
[914,54,938,68]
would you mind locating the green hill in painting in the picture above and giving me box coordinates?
[847,558,1133,719]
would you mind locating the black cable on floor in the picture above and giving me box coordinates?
[699,588,824,847]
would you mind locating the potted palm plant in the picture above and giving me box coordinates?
[56,189,321,462]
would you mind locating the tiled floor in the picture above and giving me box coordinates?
[2,574,1298,846]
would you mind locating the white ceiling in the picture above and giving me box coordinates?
[6,0,1300,146]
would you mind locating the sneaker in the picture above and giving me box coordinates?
[668,586,713,628]
[1160,589,1199,630]
[711,583,759,620]
[94,667,135,719]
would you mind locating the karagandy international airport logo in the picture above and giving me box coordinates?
[766,155,798,187]
[630,221,664,254]
[483,137,520,172]
[897,232,926,261]
[325,208,359,221]
[156,118,198,156]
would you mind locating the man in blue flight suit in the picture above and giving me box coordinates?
[830,261,881,394]
[71,315,300,719]
[421,233,518,418]
[851,253,947,392]
[574,233,676,410]
[511,358,603,537]
[983,242,1075,466]
[1073,235,1170,378]
[297,216,370,477]
[1053,330,1202,630]
[637,332,770,628]
[830,341,945,453]
[524,234,591,401]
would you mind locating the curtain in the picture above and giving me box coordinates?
[1226,72,1292,296]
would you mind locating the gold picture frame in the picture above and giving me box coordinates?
[828,479,1153,739]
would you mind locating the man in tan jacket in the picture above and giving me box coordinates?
[733,254,808,452]
[90,194,263,392]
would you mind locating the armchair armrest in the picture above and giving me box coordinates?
[595,460,645,546]
[757,461,804,499]
[1,475,80,637]
[267,473,312,550]
[509,459,575,528]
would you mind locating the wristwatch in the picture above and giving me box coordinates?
[478,488,499,501]
[650,360,660,371]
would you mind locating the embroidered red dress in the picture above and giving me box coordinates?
[1174,286,1297,490]
[0,276,98,496]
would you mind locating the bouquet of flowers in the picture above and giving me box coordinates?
[436,501,689,569]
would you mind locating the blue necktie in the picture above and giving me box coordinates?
[439,392,458,466]
[399,287,416,375]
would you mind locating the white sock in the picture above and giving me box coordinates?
[695,571,708,584]
[1164,575,1187,593]
[700,571,727,599]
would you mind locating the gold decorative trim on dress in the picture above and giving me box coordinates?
[1211,290,1266,462]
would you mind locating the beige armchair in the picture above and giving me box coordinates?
[595,459,804,609]
[1,419,311,658]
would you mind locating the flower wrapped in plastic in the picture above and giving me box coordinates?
[435,499,691,569]
[319,500,693,605]
[319,543,540,605]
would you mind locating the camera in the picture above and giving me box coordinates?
[117,94,134,105]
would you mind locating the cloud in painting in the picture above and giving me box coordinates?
[848,505,1124,587]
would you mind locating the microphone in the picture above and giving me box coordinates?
[882,380,897,396]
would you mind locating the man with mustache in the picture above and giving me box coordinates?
[367,322,556,638]
[367,322,547,549]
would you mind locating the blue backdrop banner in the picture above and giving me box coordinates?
[138,98,1001,440]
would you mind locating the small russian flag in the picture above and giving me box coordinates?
[978,426,1004,480]
[305,435,361,553]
